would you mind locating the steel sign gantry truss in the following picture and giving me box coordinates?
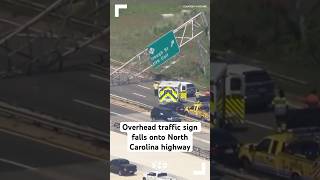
[110,12,209,84]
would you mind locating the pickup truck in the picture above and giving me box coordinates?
[239,128,320,180]
[143,171,177,180]
[184,102,209,122]
[110,158,137,176]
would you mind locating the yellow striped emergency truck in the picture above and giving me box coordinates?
[239,128,320,180]
[158,81,187,104]
[211,63,245,128]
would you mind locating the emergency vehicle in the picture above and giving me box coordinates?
[158,81,180,104]
[211,63,245,128]
[184,102,209,122]
[158,81,195,104]
[239,127,320,180]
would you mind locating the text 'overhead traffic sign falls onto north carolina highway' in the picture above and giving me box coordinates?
[148,31,180,68]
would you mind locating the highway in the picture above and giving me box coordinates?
[0,130,106,180]
[110,76,211,180]
[111,81,157,107]
[0,64,108,132]
[110,79,276,143]
[110,131,210,180]
[110,75,306,180]
[0,1,108,132]
[0,1,109,180]
[111,103,210,150]
[110,80,292,141]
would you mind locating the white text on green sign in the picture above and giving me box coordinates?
[148,31,180,68]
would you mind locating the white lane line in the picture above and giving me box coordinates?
[132,93,146,98]
[193,136,210,144]
[0,129,104,161]
[89,74,109,82]
[110,111,141,122]
[269,71,308,85]
[73,99,108,111]
[0,158,36,170]
[246,120,274,131]
[137,84,151,90]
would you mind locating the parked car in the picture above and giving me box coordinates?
[110,158,137,176]
[211,128,239,163]
[151,107,181,122]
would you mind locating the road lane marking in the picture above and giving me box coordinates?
[111,94,153,109]
[89,74,109,82]
[246,120,274,130]
[110,111,141,122]
[193,136,210,144]
[112,95,209,129]
[132,93,146,98]
[0,158,36,170]
[0,129,105,161]
[111,100,149,116]
[269,71,308,85]
[73,99,108,111]
[137,84,151,90]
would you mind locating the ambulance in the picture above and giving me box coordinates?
[211,63,245,128]
[158,81,195,104]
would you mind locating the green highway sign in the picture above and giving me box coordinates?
[147,31,180,68]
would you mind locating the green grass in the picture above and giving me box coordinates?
[213,0,320,96]
[110,0,210,89]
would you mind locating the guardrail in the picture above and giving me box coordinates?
[111,117,210,160]
[191,146,210,160]
[112,94,212,160]
[111,95,269,179]
[0,101,108,143]
[111,94,210,127]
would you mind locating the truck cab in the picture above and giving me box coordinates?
[227,64,274,108]
[239,128,320,180]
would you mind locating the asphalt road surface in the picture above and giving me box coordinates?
[110,81,157,107]
[110,80,290,180]
[0,63,108,132]
[110,80,275,145]
[110,104,210,150]
[0,130,106,180]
